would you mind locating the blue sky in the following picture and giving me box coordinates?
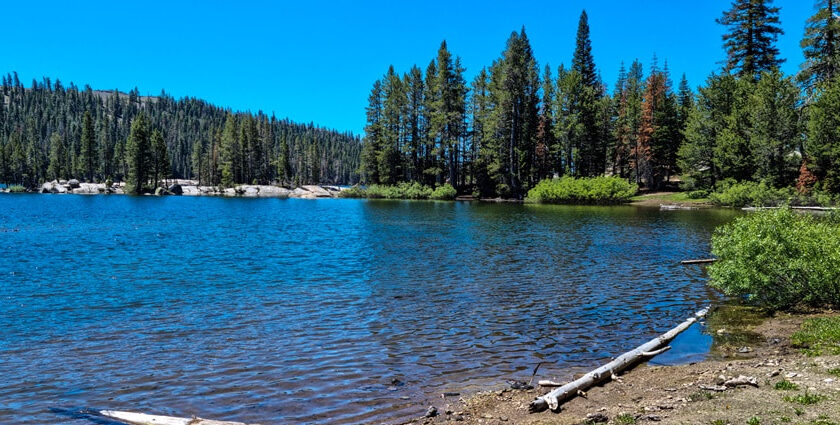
[0,1,815,135]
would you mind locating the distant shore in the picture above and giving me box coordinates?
[2,179,348,199]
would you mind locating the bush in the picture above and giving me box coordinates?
[7,185,26,193]
[709,180,792,207]
[430,183,457,200]
[686,189,710,199]
[338,182,442,200]
[339,185,367,198]
[525,176,638,204]
[708,208,840,310]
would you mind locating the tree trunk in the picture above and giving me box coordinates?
[529,307,709,413]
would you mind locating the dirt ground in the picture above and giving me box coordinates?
[400,312,840,425]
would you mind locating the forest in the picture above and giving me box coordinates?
[359,0,840,200]
[0,76,362,192]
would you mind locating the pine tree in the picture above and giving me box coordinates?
[151,129,169,188]
[718,0,785,79]
[799,0,840,90]
[220,114,238,187]
[535,65,555,181]
[48,132,64,181]
[679,73,737,188]
[80,110,96,182]
[360,79,383,184]
[570,10,603,176]
[750,69,800,186]
[379,65,404,184]
[806,77,840,192]
[126,112,151,194]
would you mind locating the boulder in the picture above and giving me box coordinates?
[41,182,54,193]
[257,185,291,198]
[168,184,183,195]
[223,188,237,197]
[301,185,333,197]
[68,179,80,188]
[181,186,202,196]
[52,184,68,194]
[154,187,166,196]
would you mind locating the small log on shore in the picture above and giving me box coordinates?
[529,307,710,413]
[680,258,718,265]
[99,410,260,425]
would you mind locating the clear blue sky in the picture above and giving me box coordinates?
[0,0,815,135]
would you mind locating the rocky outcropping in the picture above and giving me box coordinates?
[29,180,344,199]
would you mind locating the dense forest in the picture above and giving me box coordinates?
[360,0,840,199]
[0,76,362,192]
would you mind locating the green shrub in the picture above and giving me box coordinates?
[687,189,710,199]
[430,183,457,200]
[525,176,638,204]
[7,185,26,193]
[341,182,437,200]
[791,317,840,356]
[709,180,792,207]
[708,208,840,310]
[339,185,367,198]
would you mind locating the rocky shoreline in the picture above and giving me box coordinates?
[5,179,347,199]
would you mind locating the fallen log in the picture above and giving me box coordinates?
[99,410,260,425]
[680,258,717,265]
[529,306,710,413]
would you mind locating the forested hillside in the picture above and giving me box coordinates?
[360,0,840,200]
[0,76,362,190]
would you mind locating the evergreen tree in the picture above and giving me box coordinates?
[750,69,800,185]
[151,129,169,188]
[535,65,555,181]
[799,0,840,90]
[126,112,151,194]
[360,79,383,184]
[80,110,96,182]
[48,132,64,181]
[806,77,840,192]
[718,0,785,79]
[570,10,603,176]
[220,114,238,187]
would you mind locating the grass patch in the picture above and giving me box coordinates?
[689,391,716,402]
[615,413,636,424]
[526,176,638,204]
[783,392,827,405]
[747,417,761,425]
[791,317,840,356]
[774,380,800,390]
[7,184,26,193]
[827,368,840,376]
[630,191,710,203]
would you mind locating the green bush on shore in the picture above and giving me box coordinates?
[708,208,840,310]
[708,179,837,207]
[339,182,456,200]
[7,185,26,193]
[525,176,638,204]
[430,183,457,200]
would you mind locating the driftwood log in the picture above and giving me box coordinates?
[99,410,260,425]
[529,307,710,413]
[680,258,718,265]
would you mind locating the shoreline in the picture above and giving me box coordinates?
[402,309,840,425]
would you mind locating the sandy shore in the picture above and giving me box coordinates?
[401,310,840,425]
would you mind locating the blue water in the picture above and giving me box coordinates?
[0,195,738,424]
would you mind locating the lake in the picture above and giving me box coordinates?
[0,195,738,424]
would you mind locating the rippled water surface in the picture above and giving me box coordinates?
[0,195,739,424]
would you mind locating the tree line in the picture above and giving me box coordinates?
[0,77,362,192]
[360,0,840,198]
